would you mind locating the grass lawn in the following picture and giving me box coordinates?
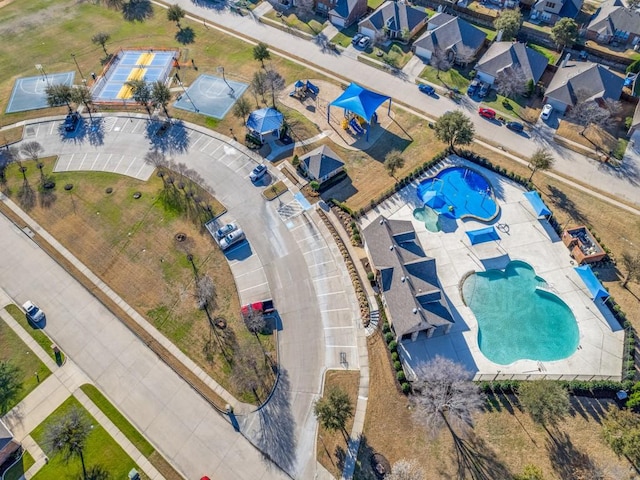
[331,24,359,48]
[480,91,536,121]
[368,0,385,9]
[527,42,560,64]
[4,304,65,366]
[316,370,360,478]
[263,181,288,200]
[0,126,23,147]
[263,9,327,36]
[419,65,471,91]
[1,158,273,403]
[30,397,138,480]
[365,42,413,69]
[556,120,620,156]
[0,312,51,414]
[3,451,35,480]
[476,25,498,42]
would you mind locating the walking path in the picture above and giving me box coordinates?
[0,292,165,480]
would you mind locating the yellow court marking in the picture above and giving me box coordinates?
[116,52,155,99]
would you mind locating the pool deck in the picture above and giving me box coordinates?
[360,155,625,381]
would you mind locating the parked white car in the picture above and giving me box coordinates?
[540,104,553,120]
[23,300,45,323]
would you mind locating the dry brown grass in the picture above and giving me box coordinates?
[556,120,618,153]
[316,369,360,478]
[1,157,274,403]
[0,126,23,146]
[356,332,635,480]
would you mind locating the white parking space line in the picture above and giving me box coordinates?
[113,155,125,173]
[91,154,103,170]
[316,291,345,297]
[199,138,214,152]
[233,160,252,173]
[234,267,267,278]
[123,158,137,175]
[208,143,224,158]
[239,281,269,293]
[48,123,56,135]
[131,119,145,134]
[78,153,89,169]
[321,308,351,313]
[296,233,323,244]
[302,245,329,255]
[312,275,341,282]
[191,135,204,148]
[134,163,151,178]
[324,326,355,330]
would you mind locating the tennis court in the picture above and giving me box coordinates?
[6,72,75,113]
[173,74,248,119]
[92,49,178,102]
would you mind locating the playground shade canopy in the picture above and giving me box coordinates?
[328,83,391,122]
[246,108,284,137]
[523,191,551,217]
[466,226,500,245]
[574,265,609,301]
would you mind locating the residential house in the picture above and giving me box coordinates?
[529,0,583,24]
[544,61,624,114]
[315,0,367,28]
[586,0,640,48]
[362,216,454,342]
[299,145,345,185]
[0,419,20,467]
[358,0,429,43]
[413,13,487,65]
[474,41,548,87]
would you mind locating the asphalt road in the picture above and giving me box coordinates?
[4,114,360,479]
[166,0,640,207]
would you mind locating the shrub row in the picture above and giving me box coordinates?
[380,301,411,394]
[317,210,370,324]
[329,201,362,247]
[478,379,634,397]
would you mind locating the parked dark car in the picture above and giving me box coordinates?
[467,79,480,96]
[478,82,490,98]
[506,121,524,132]
[418,83,435,95]
[64,112,80,132]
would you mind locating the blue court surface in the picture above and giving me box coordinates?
[6,72,75,113]
[173,74,248,119]
[92,49,177,102]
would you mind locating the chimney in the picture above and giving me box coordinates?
[560,52,570,68]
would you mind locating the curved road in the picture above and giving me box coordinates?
[162,0,640,207]
[2,114,361,479]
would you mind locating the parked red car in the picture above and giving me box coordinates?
[478,108,496,119]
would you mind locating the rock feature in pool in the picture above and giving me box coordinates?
[416,167,499,222]
[461,260,579,365]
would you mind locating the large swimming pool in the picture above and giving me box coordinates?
[416,167,498,222]
[461,261,579,365]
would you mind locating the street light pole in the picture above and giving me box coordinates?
[216,66,234,94]
[71,54,85,82]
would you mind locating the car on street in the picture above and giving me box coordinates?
[249,164,268,182]
[506,121,524,132]
[478,82,490,98]
[64,112,80,132]
[351,33,364,45]
[467,79,480,96]
[357,36,371,49]
[23,300,45,323]
[418,83,435,95]
[540,103,553,120]
[219,229,246,251]
[215,223,238,240]
[478,107,496,120]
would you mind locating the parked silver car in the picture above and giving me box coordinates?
[219,229,246,251]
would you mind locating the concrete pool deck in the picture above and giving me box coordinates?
[360,156,625,381]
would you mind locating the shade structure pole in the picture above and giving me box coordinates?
[327,105,330,123]
[388,98,392,115]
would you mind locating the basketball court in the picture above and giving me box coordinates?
[92,49,178,102]
[6,72,75,113]
[173,74,248,119]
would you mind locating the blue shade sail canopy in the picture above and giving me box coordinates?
[523,191,552,217]
[574,265,609,301]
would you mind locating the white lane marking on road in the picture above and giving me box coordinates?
[234,267,267,278]
[325,345,358,348]
[323,326,355,330]
[321,308,351,313]
[302,245,329,255]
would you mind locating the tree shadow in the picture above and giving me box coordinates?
[448,427,513,480]
[190,0,229,12]
[18,181,36,211]
[544,184,588,226]
[546,430,604,479]
[38,188,57,209]
[254,368,297,475]
[569,395,609,424]
[335,445,347,472]
[79,464,110,480]
[145,119,190,154]
[176,27,196,44]
[122,0,154,22]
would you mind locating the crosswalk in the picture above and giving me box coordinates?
[276,199,305,221]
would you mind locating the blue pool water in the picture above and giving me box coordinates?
[413,206,440,232]
[416,167,498,221]
[461,261,579,365]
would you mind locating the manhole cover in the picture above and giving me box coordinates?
[64,184,73,191]
[105,187,113,194]
[175,233,187,242]
[133,192,142,199]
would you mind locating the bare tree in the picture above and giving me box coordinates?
[528,148,554,181]
[231,338,265,401]
[44,407,92,480]
[385,459,425,480]
[232,96,252,125]
[430,47,452,81]
[568,90,622,136]
[250,71,268,107]
[412,356,483,436]
[494,66,528,99]
[265,68,286,108]
[621,251,640,288]
[454,45,477,67]
[244,308,266,337]
[195,275,215,310]
[20,141,44,163]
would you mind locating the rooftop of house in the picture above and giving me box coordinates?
[545,61,624,106]
[475,42,549,84]
[587,0,640,36]
[413,12,487,55]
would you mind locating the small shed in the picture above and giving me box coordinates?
[299,145,345,185]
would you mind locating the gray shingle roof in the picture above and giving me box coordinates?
[300,145,344,181]
[545,61,624,107]
[475,42,549,84]
[330,0,361,20]
[363,216,454,338]
[631,102,640,134]
[360,0,428,33]
[413,13,487,55]
[588,0,640,36]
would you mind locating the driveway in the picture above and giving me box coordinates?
[7,114,361,479]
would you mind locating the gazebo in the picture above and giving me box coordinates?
[246,107,284,143]
[327,83,392,140]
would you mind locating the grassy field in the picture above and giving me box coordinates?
[0,314,51,413]
[263,9,327,36]
[3,451,35,480]
[364,42,414,69]
[4,304,65,365]
[1,158,273,402]
[419,65,471,91]
[30,397,138,480]
[316,370,360,478]
[0,126,23,146]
